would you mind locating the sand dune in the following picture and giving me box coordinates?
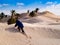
[40,11,60,20]
[0,22,60,45]
[0,11,60,45]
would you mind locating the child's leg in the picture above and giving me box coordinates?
[18,26,20,32]
[21,27,25,33]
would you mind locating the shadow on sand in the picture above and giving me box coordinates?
[5,27,28,38]
[5,26,60,39]
[49,23,60,25]
[5,27,19,33]
[21,18,43,24]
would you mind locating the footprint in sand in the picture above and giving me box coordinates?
[26,36,32,45]
[29,44,31,45]
[29,36,32,39]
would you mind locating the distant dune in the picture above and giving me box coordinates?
[20,11,60,25]
[39,11,60,20]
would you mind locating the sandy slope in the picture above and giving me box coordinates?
[0,22,60,45]
[0,12,60,45]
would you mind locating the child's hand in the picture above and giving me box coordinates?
[14,27,17,29]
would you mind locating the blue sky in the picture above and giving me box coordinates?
[0,0,60,15]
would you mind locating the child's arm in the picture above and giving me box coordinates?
[15,23,17,27]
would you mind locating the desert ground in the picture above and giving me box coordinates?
[0,11,60,45]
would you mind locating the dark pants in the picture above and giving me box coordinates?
[15,23,24,33]
[18,26,24,33]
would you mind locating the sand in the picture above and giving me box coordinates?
[0,12,60,45]
[0,22,60,45]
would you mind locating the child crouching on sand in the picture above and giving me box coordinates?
[15,18,25,33]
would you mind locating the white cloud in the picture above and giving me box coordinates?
[46,4,60,15]
[0,4,9,7]
[46,2,53,5]
[3,4,9,6]
[46,1,57,5]
[40,2,60,15]
[0,10,10,15]
[17,2,24,6]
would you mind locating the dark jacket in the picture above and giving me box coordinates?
[15,20,24,28]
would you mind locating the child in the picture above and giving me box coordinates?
[15,19,25,33]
